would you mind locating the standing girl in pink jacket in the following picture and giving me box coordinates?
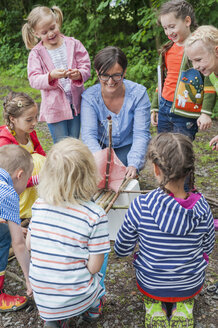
[22,5,91,143]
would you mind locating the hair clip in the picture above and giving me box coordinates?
[17,101,22,108]
[50,7,54,13]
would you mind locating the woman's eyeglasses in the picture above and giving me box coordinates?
[98,72,124,82]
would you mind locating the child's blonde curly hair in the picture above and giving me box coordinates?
[185,25,218,53]
[38,138,99,206]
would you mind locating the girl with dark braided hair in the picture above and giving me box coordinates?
[115,133,215,327]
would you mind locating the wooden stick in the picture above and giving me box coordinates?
[111,205,129,210]
[8,255,16,262]
[103,191,116,208]
[105,116,112,190]
[93,189,104,201]
[105,178,131,213]
[121,189,152,194]
[204,196,218,207]
[97,191,112,208]
[6,271,26,287]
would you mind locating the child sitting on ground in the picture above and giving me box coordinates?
[26,138,110,328]
[115,133,215,328]
[185,25,218,151]
[0,92,46,219]
[0,145,33,312]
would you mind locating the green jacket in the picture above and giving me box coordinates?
[209,73,218,116]
[151,52,216,118]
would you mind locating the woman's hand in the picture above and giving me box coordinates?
[66,69,82,81]
[125,166,137,179]
[151,111,158,126]
[197,113,212,130]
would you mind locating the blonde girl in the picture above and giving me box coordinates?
[185,25,218,151]
[26,138,110,328]
[151,0,216,140]
[0,92,46,219]
[22,6,91,143]
[115,133,215,327]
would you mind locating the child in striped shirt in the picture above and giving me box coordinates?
[115,132,215,328]
[26,138,110,328]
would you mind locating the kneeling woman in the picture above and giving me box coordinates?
[81,46,151,179]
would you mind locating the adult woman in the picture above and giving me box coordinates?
[81,46,151,179]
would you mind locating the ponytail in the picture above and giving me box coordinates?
[22,23,38,50]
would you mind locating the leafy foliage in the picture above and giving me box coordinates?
[0,0,217,99]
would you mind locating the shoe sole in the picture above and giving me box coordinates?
[0,300,28,312]
[170,318,194,328]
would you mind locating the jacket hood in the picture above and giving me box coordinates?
[147,188,208,236]
[0,125,11,138]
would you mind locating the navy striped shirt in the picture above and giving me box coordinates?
[114,188,215,298]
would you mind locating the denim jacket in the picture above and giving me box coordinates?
[81,79,151,170]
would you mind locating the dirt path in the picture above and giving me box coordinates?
[0,111,217,327]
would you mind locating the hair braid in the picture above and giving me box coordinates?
[147,133,195,193]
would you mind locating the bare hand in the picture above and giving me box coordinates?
[197,113,212,131]
[26,279,33,297]
[151,111,158,126]
[125,166,137,179]
[209,135,218,151]
[49,68,67,81]
[22,227,27,238]
[66,68,82,80]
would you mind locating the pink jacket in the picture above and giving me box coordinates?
[28,35,91,124]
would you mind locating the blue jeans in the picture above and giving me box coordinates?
[158,97,198,141]
[0,223,11,273]
[47,107,80,144]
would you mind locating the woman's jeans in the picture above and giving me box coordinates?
[0,223,11,274]
[47,106,80,144]
[158,97,198,141]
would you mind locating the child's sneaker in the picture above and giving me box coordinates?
[170,298,194,328]
[80,295,106,323]
[144,296,170,328]
[44,319,70,328]
[0,291,28,312]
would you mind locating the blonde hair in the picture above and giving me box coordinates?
[0,144,33,176]
[22,5,63,49]
[3,92,37,130]
[185,25,218,53]
[38,138,99,206]
[147,133,195,192]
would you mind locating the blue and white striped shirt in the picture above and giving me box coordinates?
[114,188,215,298]
[0,168,20,224]
[29,198,110,321]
